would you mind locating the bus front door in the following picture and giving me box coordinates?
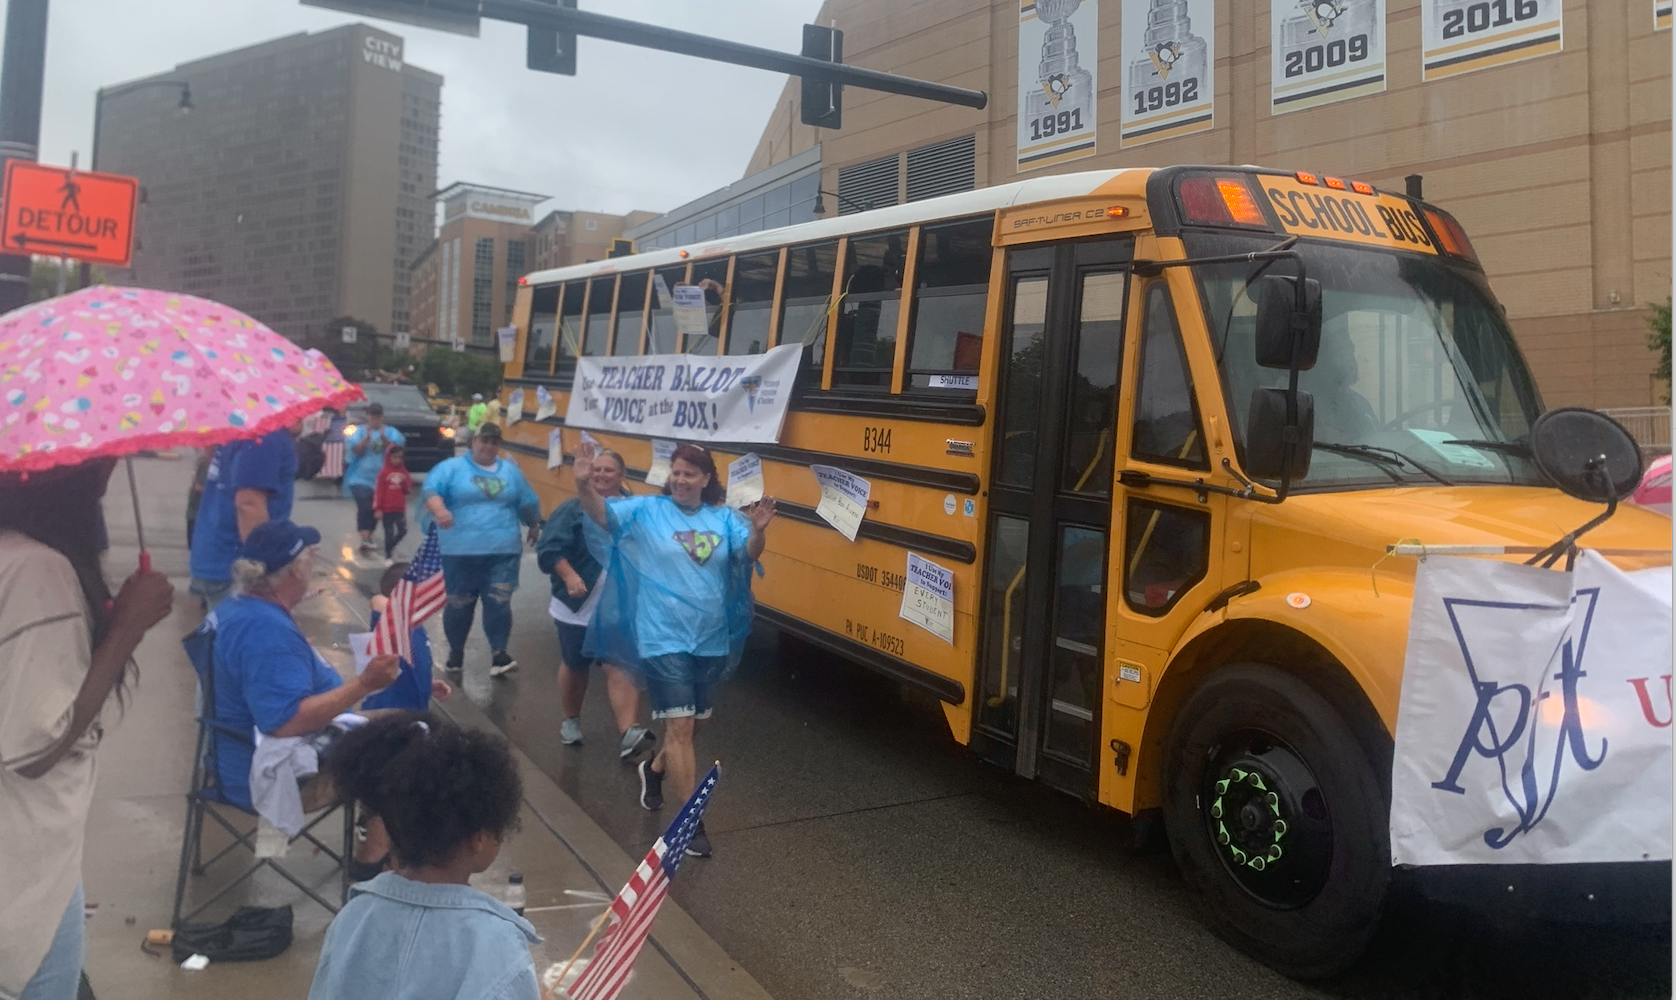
[973,238,1133,797]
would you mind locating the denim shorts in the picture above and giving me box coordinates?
[555,621,590,669]
[440,553,521,598]
[642,652,725,720]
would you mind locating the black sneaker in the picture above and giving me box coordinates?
[685,821,712,859]
[445,647,464,672]
[489,650,517,677]
[638,760,664,812]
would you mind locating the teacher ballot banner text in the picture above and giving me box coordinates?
[564,343,800,444]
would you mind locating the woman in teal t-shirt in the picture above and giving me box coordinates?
[422,423,542,678]
[573,440,775,860]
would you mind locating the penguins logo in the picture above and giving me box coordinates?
[1303,0,1347,37]
[1041,72,1073,107]
[1148,41,1183,80]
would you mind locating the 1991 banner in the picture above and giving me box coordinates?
[564,343,800,444]
[1017,0,1099,170]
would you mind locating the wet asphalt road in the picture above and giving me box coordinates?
[287,472,1671,1000]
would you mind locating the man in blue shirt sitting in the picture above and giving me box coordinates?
[190,422,303,611]
[213,520,400,810]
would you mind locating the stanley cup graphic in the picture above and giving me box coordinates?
[1127,0,1209,106]
[1024,0,1094,125]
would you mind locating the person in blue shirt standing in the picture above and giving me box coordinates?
[573,441,775,859]
[422,424,542,678]
[344,403,405,558]
[189,422,302,611]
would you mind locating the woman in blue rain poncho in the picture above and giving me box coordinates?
[573,440,773,859]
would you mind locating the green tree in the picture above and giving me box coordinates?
[1648,297,1672,404]
[314,316,415,383]
[417,348,501,399]
[29,258,107,302]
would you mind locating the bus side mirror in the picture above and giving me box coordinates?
[1245,387,1315,481]
[1254,276,1322,370]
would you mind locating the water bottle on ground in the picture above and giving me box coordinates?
[505,871,525,916]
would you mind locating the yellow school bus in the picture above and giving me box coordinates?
[498,166,1670,977]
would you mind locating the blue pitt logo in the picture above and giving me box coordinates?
[740,375,762,413]
[1430,590,1607,849]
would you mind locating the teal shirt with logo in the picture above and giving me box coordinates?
[421,455,541,556]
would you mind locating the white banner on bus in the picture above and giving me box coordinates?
[1016,0,1098,171]
[1391,552,1673,866]
[1421,0,1562,82]
[564,344,799,444]
[1271,0,1386,115]
[1120,0,1214,147]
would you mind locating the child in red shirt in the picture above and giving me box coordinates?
[373,445,414,562]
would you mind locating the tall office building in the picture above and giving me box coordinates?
[93,24,441,342]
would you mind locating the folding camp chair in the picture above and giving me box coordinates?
[171,617,354,927]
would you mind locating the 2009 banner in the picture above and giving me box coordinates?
[564,343,800,444]
[1270,0,1387,114]
[1391,552,1672,866]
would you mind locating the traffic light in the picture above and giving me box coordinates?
[800,24,843,129]
[607,238,635,259]
[301,0,481,36]
[527,0,578,75]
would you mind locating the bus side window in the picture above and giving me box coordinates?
[1132,283,1209,469]
[647,264,688,354]
[905,216,993,392]
[582,276,615,356]
[555,282,585,378]
[833,229,909,391]
[726,251,779,356]
[1123,500,1209,616]
[526,284,559,373]
[687,260,727,355]
[612,272,648,356]
[779,241,840,394]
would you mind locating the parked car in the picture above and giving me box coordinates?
[335,382,453,472]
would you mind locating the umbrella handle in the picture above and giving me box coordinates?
[124,456,150,573]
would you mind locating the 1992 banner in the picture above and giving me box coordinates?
[564,343,800,444]
[1120,0,1215,147]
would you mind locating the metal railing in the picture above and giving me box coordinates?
[1600,406,1672,455]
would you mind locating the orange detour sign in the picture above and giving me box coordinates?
[1,161,138,267]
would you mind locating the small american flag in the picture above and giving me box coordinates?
[567,765,720,1000]
[371,524,445,662]
[317,440,345,479]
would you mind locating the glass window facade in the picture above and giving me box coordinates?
[639,171,821,250]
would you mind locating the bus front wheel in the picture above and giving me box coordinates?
[1163,662,1388,979]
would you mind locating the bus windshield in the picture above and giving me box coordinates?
[1187,233,1547,491]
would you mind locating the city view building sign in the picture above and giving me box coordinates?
[363,34,403,72]
[0,161,138,267]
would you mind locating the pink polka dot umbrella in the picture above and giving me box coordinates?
[0,285,364,566]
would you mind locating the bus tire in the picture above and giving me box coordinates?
[1163,662,1387,979]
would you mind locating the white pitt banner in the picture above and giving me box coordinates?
[1120,0,1214,148]
[1391,552,1673,866]
[1420,0,1562,82]
[1016,0,1098,171]
[564,343,799,444]
[1270,0,1386,115]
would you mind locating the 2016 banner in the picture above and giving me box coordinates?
[1271,0,1386,114]
[1390,552,1672,866]
[1420,0,1562,82]
[564,343,799,444]
[1121,0,1215,147]
[1017,0,1099,171]
[1658,0,1671,31]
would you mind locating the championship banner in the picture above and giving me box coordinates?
[1271,0,1386,115]
[564,343,799,444]
[1420,0,1562,82]
[1658,0,1671,31]
[1121,0,1214,147]
[1017,0,1098,171]
[1390,552,1673,866]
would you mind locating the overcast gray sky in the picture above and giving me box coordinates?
[29,0,821,217]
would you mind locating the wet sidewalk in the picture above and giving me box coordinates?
[79,454,769,1000]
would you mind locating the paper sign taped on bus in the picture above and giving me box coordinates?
[1258,176,1438,255]
[726,452,765,508]
[811,465,869,542]
[535,385,556,422]
[505,388,524,426]
[646,439,675,487]
[672,284,709,341]
[900,553,955,644]
[547,428,563,469]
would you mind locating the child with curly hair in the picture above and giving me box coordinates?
[308,713,538,1000]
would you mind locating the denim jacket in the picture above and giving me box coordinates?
[308,872,541,1000]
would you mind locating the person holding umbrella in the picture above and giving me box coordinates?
[0,287,360,1000]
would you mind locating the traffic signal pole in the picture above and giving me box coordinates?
[476,0,987,111]
[0,0,49,313]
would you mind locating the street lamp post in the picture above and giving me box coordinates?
[0,0,49,313]
[84,79,191,288]
[810,189,872,218]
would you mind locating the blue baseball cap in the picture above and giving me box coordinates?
[240,520,322,573]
